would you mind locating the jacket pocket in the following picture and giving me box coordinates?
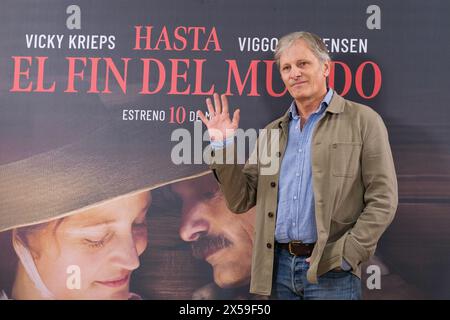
[328,218,357,243]
[330,142,362,177]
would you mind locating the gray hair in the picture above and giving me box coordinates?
[274,31,330,66]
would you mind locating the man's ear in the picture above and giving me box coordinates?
[323,60,330,77]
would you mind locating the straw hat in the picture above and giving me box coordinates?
[0,90,208,232]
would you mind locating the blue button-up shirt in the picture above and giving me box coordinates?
[275,89,334,244]
[209,88,351,269]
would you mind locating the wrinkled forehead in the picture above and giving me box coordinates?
[280,39,317,63]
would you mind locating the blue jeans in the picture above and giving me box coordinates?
[272,246,362,300]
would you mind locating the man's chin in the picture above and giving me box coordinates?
[290,90,309,101]
[212,264,249,289]
[213,274,247,289]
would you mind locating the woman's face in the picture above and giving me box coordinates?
[25,191,151,299]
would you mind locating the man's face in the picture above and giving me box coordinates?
[279,39,329,103]
[172,174,255,288]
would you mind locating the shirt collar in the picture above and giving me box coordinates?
[289,88,334,120]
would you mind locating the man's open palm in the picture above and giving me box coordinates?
[198,93,240,142]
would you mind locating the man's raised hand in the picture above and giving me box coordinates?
[198,93,240,142]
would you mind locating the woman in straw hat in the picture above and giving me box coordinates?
[0,91,208,299]
[1,190,151,300]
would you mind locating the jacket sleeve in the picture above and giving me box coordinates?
[344,113,398,269]
[207,141,258,214]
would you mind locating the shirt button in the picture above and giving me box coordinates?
[270,182,276,188]
[293,196,297,200]
[296,173,300,177]
[268,212,274,218]
[292,222,296,226]
[266,243,272,249]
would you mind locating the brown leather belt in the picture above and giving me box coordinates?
[276,241,315,256]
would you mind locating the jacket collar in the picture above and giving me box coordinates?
[324,92,345,114]
[277,92,345,129]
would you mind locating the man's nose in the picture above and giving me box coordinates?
[179,207,210,242]
[290,66,302,79]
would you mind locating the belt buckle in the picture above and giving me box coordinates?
[288,240,302,255]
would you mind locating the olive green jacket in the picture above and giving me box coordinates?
[208,93,398,296]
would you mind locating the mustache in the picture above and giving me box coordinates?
[191,234,232,260]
